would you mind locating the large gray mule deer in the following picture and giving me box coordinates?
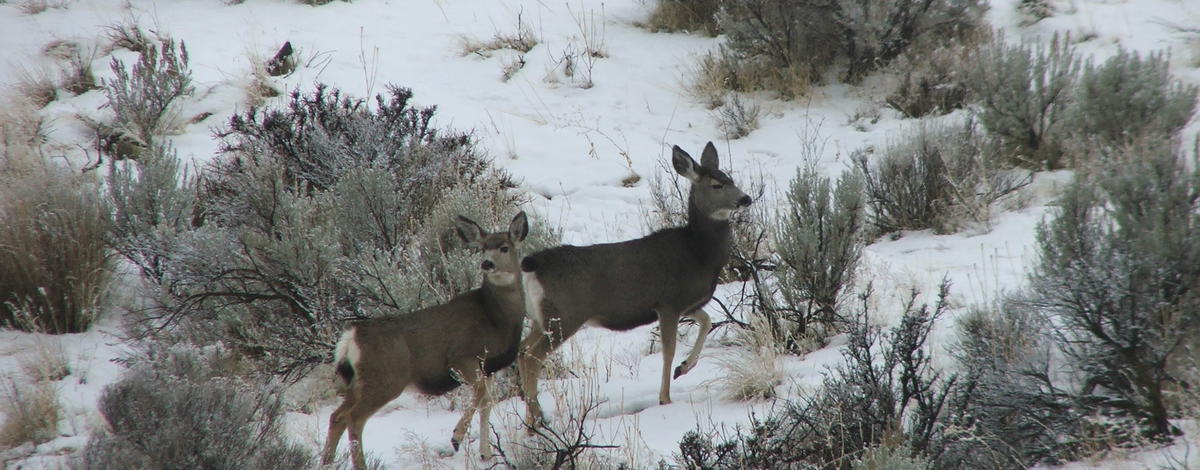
[518,142,752,430]
[322,212,529,469]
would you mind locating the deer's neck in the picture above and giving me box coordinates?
[480,277,525,327]
[685,199,734,269]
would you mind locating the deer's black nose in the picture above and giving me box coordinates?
[738,195,753,207]
[481,260,495,271]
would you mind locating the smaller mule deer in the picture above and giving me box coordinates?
[322,212,529,469]
[518,142,752,430]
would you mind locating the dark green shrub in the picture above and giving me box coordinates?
[966,35,1079,169]
[855,121,1029,236]
[677,283,956,470]
[771,167,864,350]
[1065,49,1197,153]
[1027,140,1200,438]
[706,0,984,100]
[940,301,1093,469]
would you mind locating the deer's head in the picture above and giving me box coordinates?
[455,212,529,286]
[672,142,753,221]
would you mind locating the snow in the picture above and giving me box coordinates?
[1,0,1198,468]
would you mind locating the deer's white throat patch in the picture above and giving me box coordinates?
[711,209,733,221]
[487,272,517,286]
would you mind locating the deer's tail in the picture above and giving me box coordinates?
[520,256,538,272]
[333,328,358,384]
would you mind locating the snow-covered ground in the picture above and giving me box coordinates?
[1,0,1198,468]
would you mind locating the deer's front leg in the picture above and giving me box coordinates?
[658,311,680,405]
[674,308,712,379]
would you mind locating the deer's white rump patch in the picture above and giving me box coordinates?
[523,271,546,332]
[335,328,360,368]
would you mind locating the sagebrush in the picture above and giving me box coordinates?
[770,167,864,350]
[101,38,193,158]
[109,84,556,378]
[677,282,956,469]
[855,120,1028,236]
[697,0,984,100]
[81,347,315,470]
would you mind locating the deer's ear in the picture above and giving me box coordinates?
[509,211,529,243]
[672,145,701,182]
[455,215,485,246]
[700,142,719,170]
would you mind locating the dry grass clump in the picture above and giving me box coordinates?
[711,345,782,401]
[12,67,58,108]
[61,48,99,95]
[103,17,151,54]
[456,15,539,57]
[18,339,71,383]
[641,0,720,36]
[714,92,761,139]
[690,47,812,106]
[0,377,61,449]
[0,161,112,334]
[15,0,70,15]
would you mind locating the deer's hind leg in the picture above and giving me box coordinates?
[345,392,396,470]
[322,398,354,465]
[476,375,495,460]
[517,326,552,433]
[673,308,712,379]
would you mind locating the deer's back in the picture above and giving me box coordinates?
[525,228,724,331]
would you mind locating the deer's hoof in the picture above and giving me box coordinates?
[673,362,687,379]
[450,438,460,452]
[660,398,672,405]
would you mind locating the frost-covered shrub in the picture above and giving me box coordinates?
[966,35,1079,169]
[112,84,555,377]
[81,348,314,470]
[1065,49,1197,153]
[938,302,1089,469]
[1025,140,1200,439]
[712,0,983,98]
[677,283,956,470]
[855,121,1028,236]
[771,167,864,350]
[217,84,485,204]
[852,442,931,470]
[643,0,720,36]
[1016,0,1053,25]
[0,168,111,334]
[102,38,192,155]
[105,144,195,285]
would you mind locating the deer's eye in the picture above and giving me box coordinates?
[500,246,510,253]
[712,184,724,189]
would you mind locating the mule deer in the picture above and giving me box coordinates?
[517,142,752,429]
[322,212,529,469]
